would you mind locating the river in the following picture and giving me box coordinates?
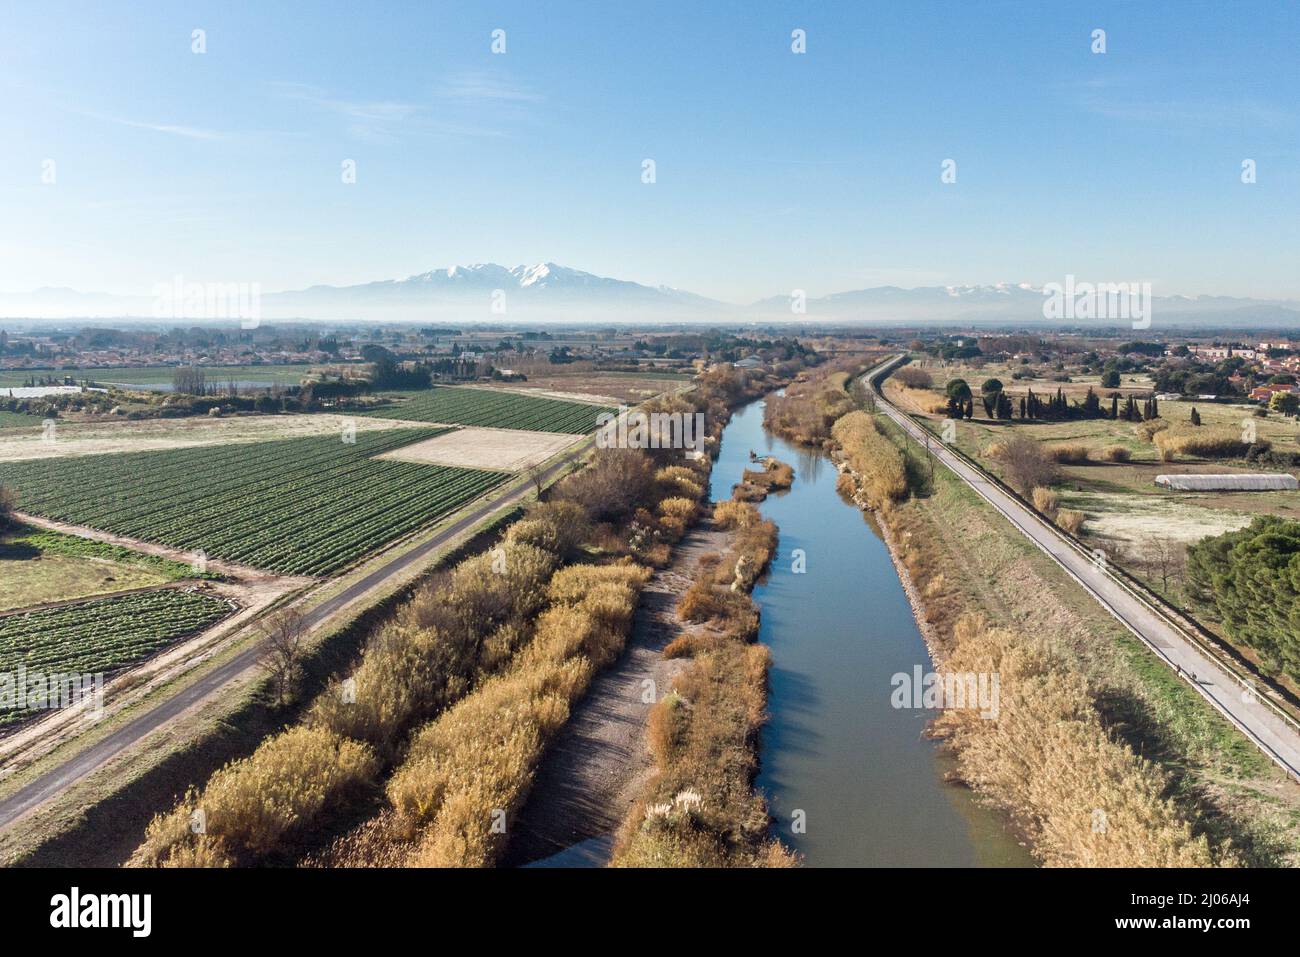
[710,395,1032,867]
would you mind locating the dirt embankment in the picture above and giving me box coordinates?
[501,516,732,866]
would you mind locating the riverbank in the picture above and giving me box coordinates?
[682,396,1031,866]
[610,499,792,867]
[857,380,1300,866]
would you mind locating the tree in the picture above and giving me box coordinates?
[172,365,206,395]
[258,608,309,707]
[1269,391,1299,417]
[0,483,15,531]
[991,434,1058,495]
[1189,406,1201,426]
[525,463,546,500]
[1101,369,1121,389]
[1135,536,1187,595]
[1187,517,1300,678]
[980,379,1003,418]
[945,378,972,417]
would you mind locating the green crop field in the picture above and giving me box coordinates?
[0,410,44,429]
[0,589,231,726]
[0,365,318,388]
[0,428,509,575]
[365,386,613,434]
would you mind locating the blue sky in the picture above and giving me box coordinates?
[2,0,1298,303]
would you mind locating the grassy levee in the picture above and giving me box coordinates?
[867,404,1300,866]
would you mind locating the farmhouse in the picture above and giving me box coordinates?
[1155,473,1299,492]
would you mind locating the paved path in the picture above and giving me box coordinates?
[0,442,588,832]
[872,356,1300,782]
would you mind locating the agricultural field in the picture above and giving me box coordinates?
[0,412,419,462]
[374,426,579,472]
[0,428,509,576]
[0,365,316,389]
[0,411,43,430]
[0,525,209,613]
[365,385,614,434]
[0,589,231,728]
[490,367,693,404]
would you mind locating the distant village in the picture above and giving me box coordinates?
[4,323,1300,408]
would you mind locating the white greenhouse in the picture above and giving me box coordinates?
[1155,473,1299,492]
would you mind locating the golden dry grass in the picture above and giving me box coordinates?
[831,411,908,507]
[934,616,1223,867]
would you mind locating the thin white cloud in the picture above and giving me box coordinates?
[272,78,525,140]
[81,111,224,140]
[434,71,543,104]
[272,81,419,124]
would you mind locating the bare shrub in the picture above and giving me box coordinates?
[553,448,656,523]
[1136,419,1169,442]
[1102,445,1132,463]
[989,433,1058,495]
[894,366,933,389]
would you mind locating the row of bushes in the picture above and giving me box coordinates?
[612,500,795,867]
[831,411,908,508]
[1154,427,1261,462]
[381,563,653,866]
[130,522,574,867]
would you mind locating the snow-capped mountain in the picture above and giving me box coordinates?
[3,265,1299,327]
[258,262,725,320]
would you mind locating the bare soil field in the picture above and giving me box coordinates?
[491,369,691,405]
[0,413,416,462]
[373,426,579,472]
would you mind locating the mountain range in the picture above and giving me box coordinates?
[4,263,1299,328]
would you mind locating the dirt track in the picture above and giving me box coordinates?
[503,518,729,866]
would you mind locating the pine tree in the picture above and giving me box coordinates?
[1190,406,1201,426]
